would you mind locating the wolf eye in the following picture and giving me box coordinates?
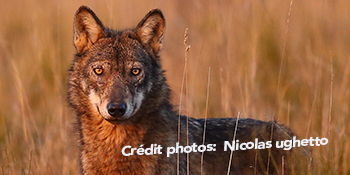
[94,68,103,75]
[131,68,141,76]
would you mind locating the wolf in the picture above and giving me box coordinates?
[68,5,296,175]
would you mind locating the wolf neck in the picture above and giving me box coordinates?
[79,105,172,174]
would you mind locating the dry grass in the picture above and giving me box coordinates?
[0,0,349,174]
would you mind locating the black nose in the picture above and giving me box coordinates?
[107,103,126,118]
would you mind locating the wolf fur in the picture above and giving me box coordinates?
[68,6,295,175]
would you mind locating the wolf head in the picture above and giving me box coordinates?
[68,6,169,122]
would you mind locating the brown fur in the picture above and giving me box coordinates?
[68,6,297,175]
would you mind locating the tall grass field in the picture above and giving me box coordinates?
[0,0,349,174]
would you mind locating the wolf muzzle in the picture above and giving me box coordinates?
[107,102,127,120]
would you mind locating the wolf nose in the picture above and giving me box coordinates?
[107,103,126,118]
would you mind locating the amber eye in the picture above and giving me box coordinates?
[94,68,103,75]
[131,68,141,76]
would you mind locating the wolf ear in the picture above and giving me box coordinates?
[73,6,105,54]
[136,9,165,57]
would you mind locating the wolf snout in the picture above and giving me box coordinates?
[107,102,127,119]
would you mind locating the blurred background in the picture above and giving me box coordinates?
[0,0,349,174]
